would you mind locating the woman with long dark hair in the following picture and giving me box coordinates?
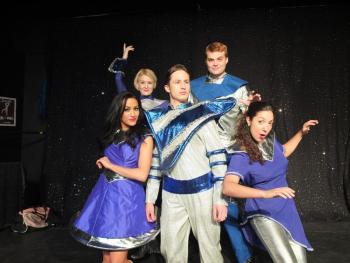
[223,101,318,263]
[71,91,159,263]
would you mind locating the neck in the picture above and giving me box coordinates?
[209,72,226,79]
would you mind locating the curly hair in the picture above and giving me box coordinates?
[235,101,274,164]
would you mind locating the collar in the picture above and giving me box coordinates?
[169,102,193,110]
[140,95,154,100]
[206,72,227,83]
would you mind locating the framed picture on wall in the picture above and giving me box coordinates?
[0,96,16,127]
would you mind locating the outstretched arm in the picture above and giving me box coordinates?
[283,119,319,157]
[96,136,153,182]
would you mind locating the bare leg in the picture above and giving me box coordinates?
[103,251,111,263]
[109,250,129,263]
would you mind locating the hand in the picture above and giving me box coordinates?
[146,203,157,222]
[302,120,319,135]
[264,187,295,199]
[96,156,112,169]
[122,43,135,59]
[239,90,262,106]
[213,204,228,222]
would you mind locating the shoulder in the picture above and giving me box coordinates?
[191,75,207,84]
[225,74,248,84]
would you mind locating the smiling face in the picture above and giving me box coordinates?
[246,110,274,144]
[136,74,155,96]
[120,97,140,131]
[165,69,190,108]
[205,50,228,78]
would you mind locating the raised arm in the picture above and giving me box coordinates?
[108,43,135,93]
[283,119,319,158]
[96,135,153,182]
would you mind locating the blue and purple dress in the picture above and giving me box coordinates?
[226,138,313,251]
[71,135,160,250]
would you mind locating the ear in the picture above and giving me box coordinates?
[246,116,251,127]
[164,84,170,93]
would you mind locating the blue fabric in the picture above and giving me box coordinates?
[163,173,214,194]
[224,202,252,263]
[227,139,313,251]
[73,140,158,242]
[145,98,235,170]
[191,74,248,101]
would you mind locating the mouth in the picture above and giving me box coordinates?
[259,134,267,140]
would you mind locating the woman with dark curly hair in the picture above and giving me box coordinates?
[223,101,318,263]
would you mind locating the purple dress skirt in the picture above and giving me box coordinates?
[71,140,159,250]
[226,139,313,252]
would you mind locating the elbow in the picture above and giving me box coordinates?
[139,172,149,183]
[222,183,230,196]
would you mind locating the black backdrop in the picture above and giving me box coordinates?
[40,5,350,223]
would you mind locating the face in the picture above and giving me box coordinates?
[120,98,140,131]
[205,51,228,77]
[246,110,274,144]
[136,75,155,96]
[165,69,190,108]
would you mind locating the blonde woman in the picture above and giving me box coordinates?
[108,43,168,111]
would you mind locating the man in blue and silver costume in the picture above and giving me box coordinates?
[190,41,260,263]
[145,64,235,263]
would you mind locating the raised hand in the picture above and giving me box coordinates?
[122,43,135,59]
[302,120,319,135]
[239,90,262,106]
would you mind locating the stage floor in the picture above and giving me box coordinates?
[0,221,349,263]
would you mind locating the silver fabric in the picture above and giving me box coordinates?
[71,226,160,250]
[103,170,126,182]
[250,216,307,263]
[216,86,249,154]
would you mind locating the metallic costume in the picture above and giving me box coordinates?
[145,98,235,263]
[191,73,252,263]
[226,136,312,263]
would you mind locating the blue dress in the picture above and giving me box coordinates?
[226,139,313,251]
[71,136,160,250]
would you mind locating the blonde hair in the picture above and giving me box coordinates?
[205,41,228,57]
[133,68,157,90]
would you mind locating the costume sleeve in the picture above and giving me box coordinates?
[146,147,162,204]
[226,152,250,184]
[108,57,128,93]
[217,85,248,152]
[201,120,228,206]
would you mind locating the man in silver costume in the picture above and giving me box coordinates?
[145,64,234,263]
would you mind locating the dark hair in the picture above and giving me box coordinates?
[165,64,190,86]
[235,101,275,164]
[100,91,146,150]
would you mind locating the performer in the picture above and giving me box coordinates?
[108,43,168,110]
[145,64,234,263]
[108,43,165,260]
[71,92,159,263]
[223,101,317,263]
[191,41,260,263]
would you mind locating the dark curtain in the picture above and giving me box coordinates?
[42,5,350,223]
